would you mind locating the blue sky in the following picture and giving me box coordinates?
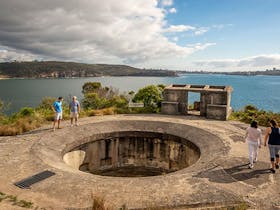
[167,0,280,58]
[0,0,279,71]
[159,0,280,70]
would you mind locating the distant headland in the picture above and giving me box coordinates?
[0,61,177,78]
[179,67,280,76]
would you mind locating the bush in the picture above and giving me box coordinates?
[133,85,163,113]
[230,105,280,127]
[37,97,56,110]
[108,96,128,108]
[82,83,129,111]
[83,93,107,110]
[82,82,101,94]
[18,107,35,117]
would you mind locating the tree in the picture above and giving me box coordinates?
[82,82,102,94]
[82,93,110,110]
[133,85,162,107]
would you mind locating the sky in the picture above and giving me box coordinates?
[0,0,280,71]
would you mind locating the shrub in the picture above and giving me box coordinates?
[82,83,129,111]
[37,97,56,110]
[83,93,106,110]
[108,96,128,108]
[18,107,35,117]
[133,85,163,113]
[230,105,280,127]
[82,82,101,94]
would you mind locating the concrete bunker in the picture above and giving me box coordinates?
[161,84,233,120]
[63,131,200,177]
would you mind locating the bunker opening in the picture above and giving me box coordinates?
[63,131,200,177]
[187,91,201,116]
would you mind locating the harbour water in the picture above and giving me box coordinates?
[0,74,279,114]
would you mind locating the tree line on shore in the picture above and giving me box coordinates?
[0,82,279,136]
[0,61,177,78]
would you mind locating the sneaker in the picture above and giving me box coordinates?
[270,168,276,173]
[275,164,279,169]
[70,124,73,127]
[253,158,257,163]
[75,123,79,126]
[248,164,254,169]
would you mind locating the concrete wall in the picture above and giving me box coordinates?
[68,133,200,176]
[161,102,179,115]
[206,104,228,120]
[161,85,232,120]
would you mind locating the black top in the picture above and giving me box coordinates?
[268,127,280,145]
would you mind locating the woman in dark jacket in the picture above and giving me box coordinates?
[264,119,280,173]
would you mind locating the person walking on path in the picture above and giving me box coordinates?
[69,96,80,126]
[264,119,280,173]
[52,96,63,131]
[245,120,262,169]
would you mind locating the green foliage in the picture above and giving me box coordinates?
[82,82,102,94]
[82,83,129,111]
[230,105,280,126]
[109,96,128,108]
[244,104,258,112]
[83,93,107,110]
[133,85,163,112]
[0,192,33,208]
[128,91,135,95]
[37,97,56,110]
[18,107,35,117]
[157,84,166,92]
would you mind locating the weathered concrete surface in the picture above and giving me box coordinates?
[0,114,279,209]
[161,84,232,120]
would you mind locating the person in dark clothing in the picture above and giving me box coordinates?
[264,119,280,173]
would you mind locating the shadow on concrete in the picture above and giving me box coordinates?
[23,127,51,135]
[195,162,271,186]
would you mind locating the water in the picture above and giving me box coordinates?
[0,74,279,114]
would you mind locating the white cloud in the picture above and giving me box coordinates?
[194,27,209,36]
[161,0,173,6]
[172,37,178,42]
[169,8,177,13]
[192,43,216,50]
[211,24,233,30]
[0,47,38,62]
[164,25,196,33]
[0,0,213,65]
[193,54,280,70]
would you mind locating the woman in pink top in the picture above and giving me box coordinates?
[245,121,262,169]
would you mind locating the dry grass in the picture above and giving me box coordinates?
[87,107,116,116]
[92,197,107,210]
[0,117,42,136]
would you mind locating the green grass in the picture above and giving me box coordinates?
[0,191,33,208]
